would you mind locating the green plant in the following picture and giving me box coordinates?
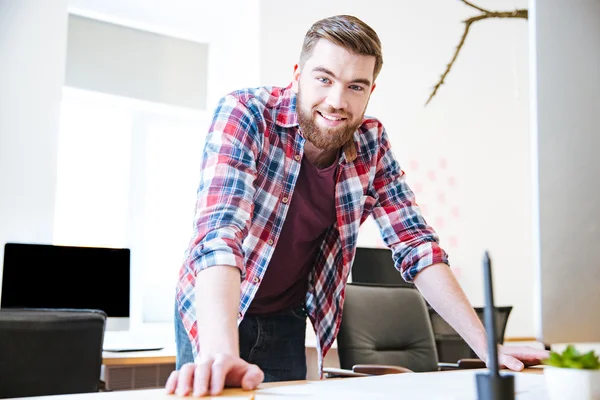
[543,345,600,370]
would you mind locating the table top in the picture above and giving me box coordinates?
[15,367,550,399]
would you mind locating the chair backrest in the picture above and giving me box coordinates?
[337,283,439,372]
[351,247,414,288]
[0,308,107,399]
[428,306,513,363]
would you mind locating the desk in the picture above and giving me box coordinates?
[15,368,550,399]
[100,337,339,391]
[103,349,176,367]
[101,349,176,391]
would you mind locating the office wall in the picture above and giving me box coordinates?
[531,0,600,344]
[259,0,534,337]
[0,1,69,298]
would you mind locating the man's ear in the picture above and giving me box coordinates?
[370,82,377,94]
[291,64,300,93]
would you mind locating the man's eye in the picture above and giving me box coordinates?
[318,77,331,84]
[349,85,364,91]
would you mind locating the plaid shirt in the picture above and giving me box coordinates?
[176,84,448,376]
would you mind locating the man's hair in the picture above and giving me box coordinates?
[299,15,383,80]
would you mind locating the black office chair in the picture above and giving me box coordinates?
[323,283,484,378]
[428,305,513,363]
[0,308,107,399]
[349,248,512,366]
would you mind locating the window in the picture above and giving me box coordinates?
[55,87,209,326]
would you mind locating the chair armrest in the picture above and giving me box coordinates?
[438,358,487,371]
[322,367,368,378]
[457,358,486,369]
[352,364,413,375]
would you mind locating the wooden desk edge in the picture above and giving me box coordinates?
[102,354,176,366]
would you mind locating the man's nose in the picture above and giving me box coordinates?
[325,86,348,111]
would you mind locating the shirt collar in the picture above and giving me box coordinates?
[274,83,299,128]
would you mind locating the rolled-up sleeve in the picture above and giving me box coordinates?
[369,125,449,282]
[184,95,261,279]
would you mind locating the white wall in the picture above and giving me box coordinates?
[531,0,600,344]
[0,0,69,297]
[259,0,533,337]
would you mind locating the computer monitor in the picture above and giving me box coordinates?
[1,242,131,331]
[531,0,600,346]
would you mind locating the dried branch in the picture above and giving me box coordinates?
[425,1,528,106]
[461,0,492,14]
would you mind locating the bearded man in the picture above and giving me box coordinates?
[166,14,550,398]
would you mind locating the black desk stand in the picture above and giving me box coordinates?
[476,251,515,400]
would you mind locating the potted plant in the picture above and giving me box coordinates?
[543,344,600,400]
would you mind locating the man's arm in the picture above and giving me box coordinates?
[413,263,487,359]
[195,266,241,357]
[413,263,549,370]
[167,266,263,397]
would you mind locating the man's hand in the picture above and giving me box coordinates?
[165,355,264,397]
[496,344,550,371]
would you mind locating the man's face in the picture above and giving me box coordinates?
[293,39,376,151]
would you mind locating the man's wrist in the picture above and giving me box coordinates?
[469,331,490,361]
[195,347,239,363]
[198,339,239,357]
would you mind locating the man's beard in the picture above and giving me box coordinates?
[296,90,363,151]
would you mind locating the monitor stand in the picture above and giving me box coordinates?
[105,317,130,332]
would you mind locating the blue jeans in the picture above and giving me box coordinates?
[175,304,307,382]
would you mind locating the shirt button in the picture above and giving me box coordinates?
[282,197,289,204]
[252,276,260,284]
[267,239,274,245]
[238,312,243,318]
[294,154,301,161]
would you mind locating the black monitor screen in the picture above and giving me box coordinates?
[1,242,130,317]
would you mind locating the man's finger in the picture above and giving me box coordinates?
[500,354,524,371]
[241,364,265,390]
[209,356,233,395]
[193,360,213,397]
[501,345,550,365]
[165,370,179,394]
[175,363,196,396]
[514,347,550,361]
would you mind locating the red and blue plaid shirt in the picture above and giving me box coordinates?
[176,84,448,376]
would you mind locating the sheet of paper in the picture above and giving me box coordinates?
[255,370,549,400]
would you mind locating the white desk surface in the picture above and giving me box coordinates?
[13,369,550,399]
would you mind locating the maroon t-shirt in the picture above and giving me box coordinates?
[247,155,338,315]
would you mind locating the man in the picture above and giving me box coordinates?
[166,14,549,398]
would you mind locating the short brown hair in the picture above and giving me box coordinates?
[299,15,383,80]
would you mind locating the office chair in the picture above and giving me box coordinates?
[323,283,484,378]
[349,249,512,365]
[0,308,107,399]
[428,305,512,363]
